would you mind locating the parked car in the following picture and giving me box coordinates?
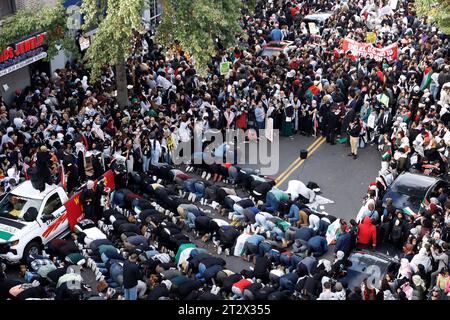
[339,250,400,290]
[382,172,447,216]
[303,11,333,35]
[0,170,115,264]
[259,40,294,58]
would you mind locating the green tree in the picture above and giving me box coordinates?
[157,0,253,76]
[415,0,450,34]
[81,0,145,109]
[0,0,76,61]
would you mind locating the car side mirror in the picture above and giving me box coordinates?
[23,207,39,222]
[41,214,55,223]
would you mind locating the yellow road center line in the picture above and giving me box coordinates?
[275,136,325,183]
[275,137,326,187]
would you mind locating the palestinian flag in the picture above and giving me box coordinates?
[420,66,433,91]
[403,207,416,216]
[306,84,319,98]
[382,148,392,161]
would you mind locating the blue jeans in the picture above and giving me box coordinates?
[194,182,205,199]
[151,150,160,165]
[183,180,196,193]
[196,262,207,281]
[187,212,197,230]
[279,275,296,292]
[144,250,159,259]
[263,192,279,213]
[112,190,126,207]
[269,226,284,241]
[233,204,246,221]
[258,241,272,256]
[110,263,124,286]
[287,204,300,223]
[256,121,265,130]
[255,214,270,229]
[165,152,172,165]
[142,155,150,173]
[228,166,238,184]
[267,249,281,263]
[124,286,138,300]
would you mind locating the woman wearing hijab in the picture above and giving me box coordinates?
[410,247,432,273]
[281,104,294,138]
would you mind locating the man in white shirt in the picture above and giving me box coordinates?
[317,282,338,300]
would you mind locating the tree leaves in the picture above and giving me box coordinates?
[415,0,450,34]
[81,0,145,80]
[157,0,250,76]
[0,0,76,60]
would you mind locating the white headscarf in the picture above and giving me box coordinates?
[410,248,431,273]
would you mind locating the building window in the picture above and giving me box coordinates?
[0,0,15,19]
[143,0,162,29]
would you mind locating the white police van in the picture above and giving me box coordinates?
[0,181,71,264]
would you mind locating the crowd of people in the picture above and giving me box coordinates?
[0,0,449,300]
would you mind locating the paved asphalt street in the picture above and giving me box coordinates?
[274,133,381,221]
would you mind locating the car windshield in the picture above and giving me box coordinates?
[390,182,429,199]
[266,43,286,48]
[344,252,391,290]
[0,194,42,221]
[260,49,281,57]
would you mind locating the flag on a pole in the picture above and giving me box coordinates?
[403,207,416,216]
[306,84,319,98]
[382,148,392,161]
[60,161,67,190]
[420,66,433,91]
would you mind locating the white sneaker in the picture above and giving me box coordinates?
[186,166,191,172]
[217,246,222,255]
[228,212,234,220]
[206,173,211,180]
[157,179,162,184]
[165,209,171,216]
[187,193,193,201]
[224,248,230,256]
[266,231,271,239]
[191,194,197,202]
[153,175,157,181]
[202,171,207,179]
[172,216,177,224]
[250,224,256,233]
[179,190,183,197]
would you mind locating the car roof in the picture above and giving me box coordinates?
[350,249,399,263]
[263,40,294,49]
[11,181,58,200]
[392,172,440,189]
[303,11,333,22]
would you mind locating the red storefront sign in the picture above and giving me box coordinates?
[0,32,47,63]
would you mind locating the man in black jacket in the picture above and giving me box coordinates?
[326,106,339,145]
[123,253,141,300]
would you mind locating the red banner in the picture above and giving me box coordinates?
[65,169,116,231]
[342,38,398,63]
